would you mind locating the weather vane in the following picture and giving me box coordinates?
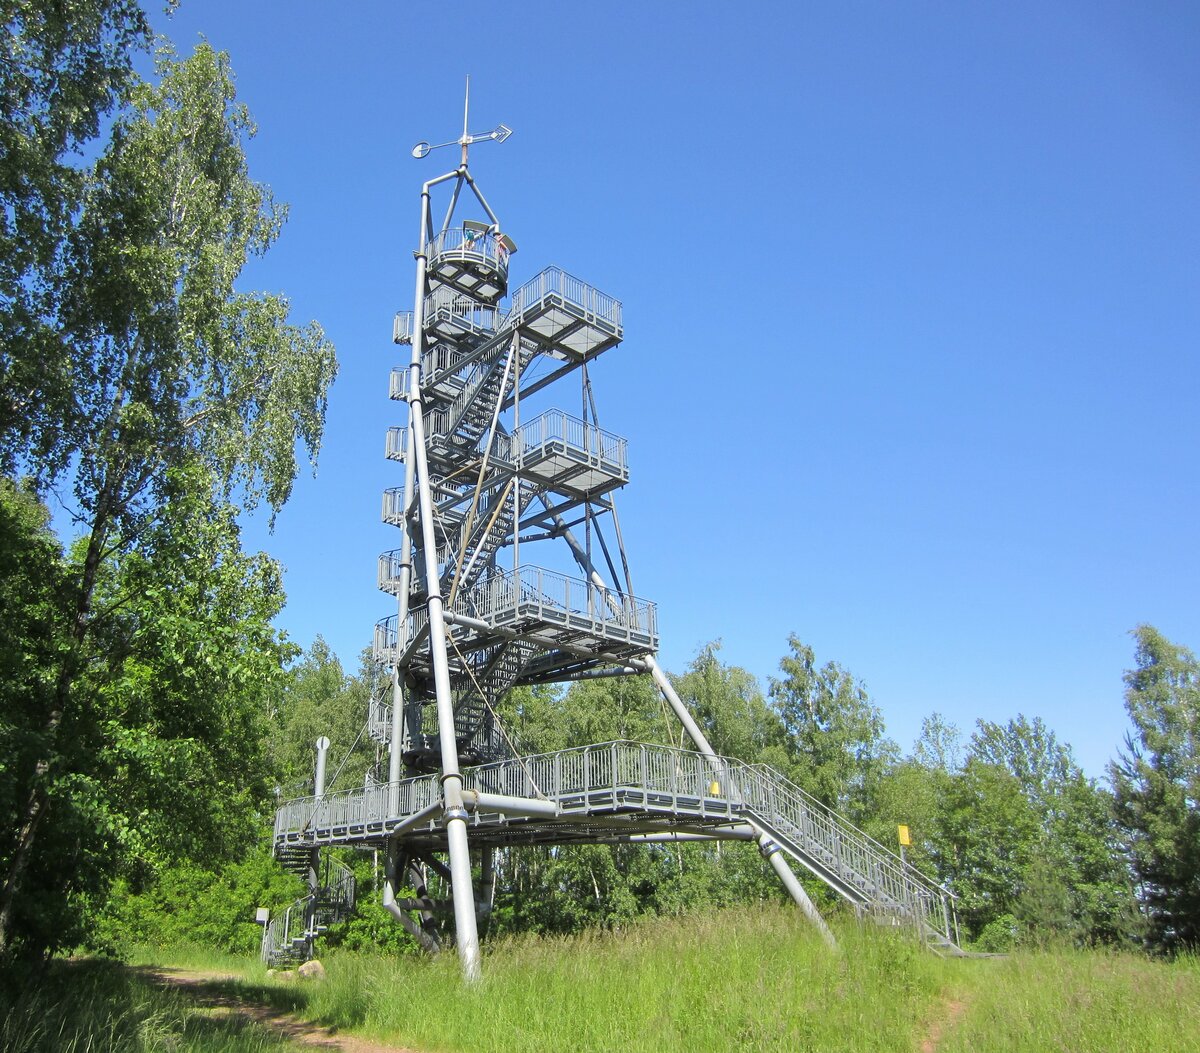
[411,77,511,166]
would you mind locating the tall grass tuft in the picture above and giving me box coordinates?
[290,906,948,1053]
[0,957,290,1052]
[939,947,1200,1053]
[256,906,1200,1053]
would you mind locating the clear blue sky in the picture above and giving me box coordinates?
[151,1,1200,778]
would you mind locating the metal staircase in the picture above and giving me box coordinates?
[261,850,356,966]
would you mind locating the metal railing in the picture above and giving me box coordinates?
[377,566,657,664]
[393,311,414,344]
[261,857,356,965]
[423,285,505,338]
[378,549,406,593]
[373,617,398,663]
[508,266,622,334]
[385,426,408,462]
[492,409,628,480]
[368,688,391,743]
[381,486,405,526]
[273,740,956,948]
[428,227,511,283]
[455,566,656,642]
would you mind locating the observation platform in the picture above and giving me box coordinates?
[507,267,622,362]
[495,410,628,499]
[272,741,960,951]
[397,266,625,404]
[393,311,414,345]
[382,410,627,504]
[427,224,515,304]
[373,565,657,670]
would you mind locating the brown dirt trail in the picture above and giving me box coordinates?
[919,996,968,1053]
[140,966,420,1053]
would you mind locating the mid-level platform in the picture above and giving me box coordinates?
[373,565,658,671]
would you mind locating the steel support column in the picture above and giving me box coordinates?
[405,173,481,982]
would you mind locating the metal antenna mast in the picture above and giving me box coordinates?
[262,97,964,980]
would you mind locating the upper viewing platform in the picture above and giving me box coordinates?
[507,267,622,362]
[427,222,516,304]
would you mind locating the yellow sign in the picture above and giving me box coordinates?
[897,825,911,847]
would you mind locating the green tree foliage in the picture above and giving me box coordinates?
[929,715,1135,949]
[1111,625,1200,953]
[272,639,375,798]
[0,0,150,461]
[95,844,303,956]
[0,473,295,956]
[671,641,786,763]
[933,756,1041,947]
[0,478,71,901]
[769,635,897,819]
[912,711,964,774]
[0,37,336,956]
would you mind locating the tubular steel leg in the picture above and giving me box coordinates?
[382,841,440,953]
[409,859,441,949]
[552,513,838,946]
[406,196,480,982]
[478,847,497,920]
[758,834,837,948]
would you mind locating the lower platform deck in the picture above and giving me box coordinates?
[271,741,958,951]
[274,743,749,854]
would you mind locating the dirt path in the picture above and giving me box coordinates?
[141,967,420,1053]
[919,996,968,1053]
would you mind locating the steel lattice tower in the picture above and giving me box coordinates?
[263,100,963,979]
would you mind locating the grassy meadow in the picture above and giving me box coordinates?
[3,906,1198,1052]
[250,906,1200,1053]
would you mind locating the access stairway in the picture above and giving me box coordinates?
[260,848,356,966]
[273,741,962,953]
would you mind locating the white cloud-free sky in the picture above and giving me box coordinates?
[150,1,1200,777]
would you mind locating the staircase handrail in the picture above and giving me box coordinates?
[742,762,955,901]
[729,762,954,943]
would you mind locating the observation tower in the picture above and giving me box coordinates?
[263,96,962,978]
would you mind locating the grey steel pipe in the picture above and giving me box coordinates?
[461,790,558,819]
[382,840,439,953]
[307,735,332,907]
[313,736,331,798]
[406,177,481,982]
[623,829,758,843]
[760,836,838,948]
[478,848,496,920]
[387,170,456,800]
[388,800,443,839]
[551,514,837,948]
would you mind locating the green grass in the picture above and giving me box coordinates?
[0,956,297,1053]
[10,911,1199,1052]
[271,907,950,1053]
[254,907,1200,1053]
[123,940,273,977]
[941,947,1200,1053]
